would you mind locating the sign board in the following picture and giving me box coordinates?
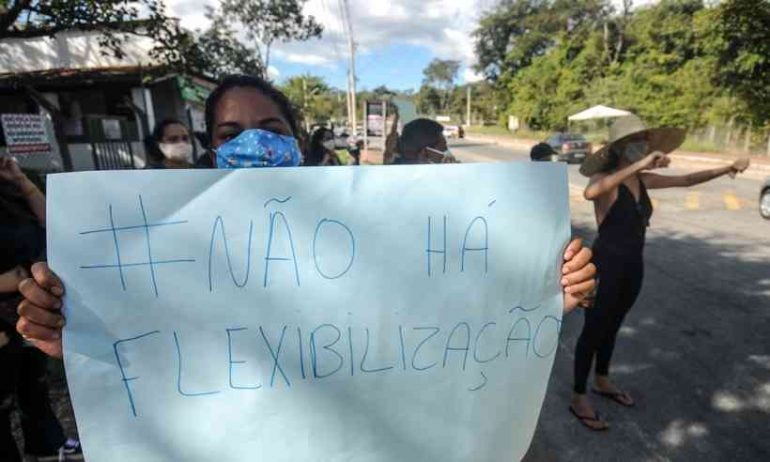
[508,116,521,131]
[365,101,385,136]
[1,113,52,155]
[101,119,123,140]
[48,163,569,462]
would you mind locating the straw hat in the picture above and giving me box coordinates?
[579,115,686,177]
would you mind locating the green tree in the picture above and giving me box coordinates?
[0,1,267,79]
[217,0,323,70]
[281,74,345,126]
[189,7,263,79]
[698,0,770,125]
[371,85,397,98]
[0,0,187,65]
[473,0,609,82]
[422,58,460,113]
[416,85,442,116]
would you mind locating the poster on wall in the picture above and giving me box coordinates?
[1,113,53,156]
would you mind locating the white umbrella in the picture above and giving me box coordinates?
[568,105,632,121]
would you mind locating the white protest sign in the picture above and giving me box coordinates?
[1,113,52,155]
[48,163,570,462]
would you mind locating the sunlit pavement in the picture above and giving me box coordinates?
[450,139,770,462]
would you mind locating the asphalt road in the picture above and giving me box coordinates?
[449,138,770,461]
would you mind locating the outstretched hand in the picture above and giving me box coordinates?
[729,158,750,178]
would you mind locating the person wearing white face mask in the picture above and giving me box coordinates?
[144,119,194,169]
[569,115,750,431]
[306,127,344,166]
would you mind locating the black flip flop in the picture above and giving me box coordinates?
[591,388,635,407]
[569,406,609,431]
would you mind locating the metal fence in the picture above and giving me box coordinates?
[90,141,137,170]
[687,125,770,157]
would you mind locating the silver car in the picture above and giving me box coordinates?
[761,177,770,220]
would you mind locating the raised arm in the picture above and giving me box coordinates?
[641,158,750,190]
[584,152,668,200]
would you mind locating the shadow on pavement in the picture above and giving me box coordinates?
[525,223,770,462]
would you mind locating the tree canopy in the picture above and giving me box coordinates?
[418,58,461,115]
[0,0,324,81]
[280,74,346,126]
[473,0,770,134]
[216,0,323,70]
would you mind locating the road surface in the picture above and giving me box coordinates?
[449,139,770,462]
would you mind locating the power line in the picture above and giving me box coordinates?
[338,0,358,134]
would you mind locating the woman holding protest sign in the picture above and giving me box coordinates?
[570,115,750,431]
[14,74,595,361]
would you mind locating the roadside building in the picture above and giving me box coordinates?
[0,29,214,172]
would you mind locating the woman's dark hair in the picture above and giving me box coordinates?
[306,127,335,166]
[603,143,622,172]
[400,118,444,156]
[145,118,186,164]
[204,74,300,143]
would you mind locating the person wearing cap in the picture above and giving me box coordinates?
[570,115,750,431]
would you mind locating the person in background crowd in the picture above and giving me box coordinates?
[382,109,400,165]
[14,74,594,370]
[530,142,557,162]
[144,119,194,169]
[306,127,343,166]
[340,133,361,165]
[394,117,594,314]
[395,118,458,164]
[0,157,81,461]
[570,115,751,431]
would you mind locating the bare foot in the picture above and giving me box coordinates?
[570,394,609,431]
[593,376,635,407]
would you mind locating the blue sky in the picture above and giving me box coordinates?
[273,42,434,91]
[170,0,654,92]
[170,0,483,91]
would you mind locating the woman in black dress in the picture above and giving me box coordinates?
[569,116,750,430]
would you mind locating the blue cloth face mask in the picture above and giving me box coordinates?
[216,129,302,169]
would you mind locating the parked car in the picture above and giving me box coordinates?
[760,177,770,220]
[545,133,591,164]
[443,125,460,139]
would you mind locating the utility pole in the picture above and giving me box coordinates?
[302,77,310,132]
[340,0,357,135]
[466,85,472,126]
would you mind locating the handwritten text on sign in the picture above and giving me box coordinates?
[48,164,570,462]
